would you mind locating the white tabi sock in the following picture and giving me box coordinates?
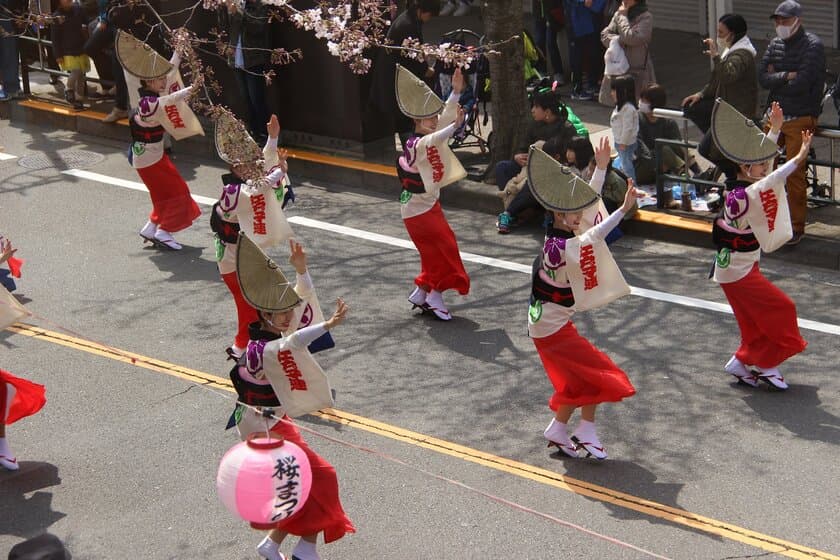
[256,535,285,560]
[543,418,568,442]
[573,420,600,444]
[291,539,320,560]
[0,437,11,458]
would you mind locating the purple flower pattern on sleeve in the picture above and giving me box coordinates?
[543,237,567,270]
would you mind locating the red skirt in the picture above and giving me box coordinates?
[1,369,46,425]
[266,416,355,543]
[221,271,258,350]
[720,263,806,369]
[403,202,470,295]
[136,155,201,233]
[533,322,636,409]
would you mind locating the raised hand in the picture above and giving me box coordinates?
[0,237,16,265]
[277,148,289,174]
[451,67,465,95]
[288,240,307,274]
[622,179,642,213]
[325,298,349,330]
[796,130,814,164]
[455,105,466,129]
[594,136,611,169]
[768,101,784,133]
[267,114,280,139]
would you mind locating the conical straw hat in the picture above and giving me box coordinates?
[236,233,302,313]
[527,146,600,212]
[395,64,444,119]
[711,98,780,164]
[215,112,262,165]
[115,30,173,80]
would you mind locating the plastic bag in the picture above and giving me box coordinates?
[604,37,629,76]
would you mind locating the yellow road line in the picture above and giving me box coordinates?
[9,322,838,560]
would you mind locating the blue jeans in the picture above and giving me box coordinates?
[616,142,637,183]
[0,19,19,95]
[234,66,270,139]
[534,19,563,76]
[495,160,522,191]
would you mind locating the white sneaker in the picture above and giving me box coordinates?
[153,228,182,250]
[407,286,428,308]
[439,0,456,16]
[256,536,286,560]
[544,422,578,458]
[139,220,157,242]
[724,356,759,387]
[453,1,471,16]
[425,290,452,321]
[102,107,128,123]
[0,454,19,471]
[756,366,788,390]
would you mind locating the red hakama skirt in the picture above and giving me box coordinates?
[1,369,46,425]
[265,416,355,543]
[403,201,470,295]
[136,155,201,233]
[533,322,636,409]
[222,271,258,349]
[720,263,807,369]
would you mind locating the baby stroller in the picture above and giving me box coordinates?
[435,28,490,154]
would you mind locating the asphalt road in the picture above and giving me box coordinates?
[1,122,839,560]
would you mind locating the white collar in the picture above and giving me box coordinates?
[721,35,757,59]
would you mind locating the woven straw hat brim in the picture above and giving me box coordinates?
[527,146,600,212]
[236,233,302,313]
[215,113,263,165]
[115,30,173,80]
[711,98,780,164]
[395,64,444,119]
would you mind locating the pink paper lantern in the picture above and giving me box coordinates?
[217,435,313,529]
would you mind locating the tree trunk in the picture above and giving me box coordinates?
[482,0,528,183]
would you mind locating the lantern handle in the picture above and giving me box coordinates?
[245,432,286,450]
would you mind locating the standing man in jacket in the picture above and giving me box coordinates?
[368,0,440,149]
[220,0,273,144]
[758,0,824,245]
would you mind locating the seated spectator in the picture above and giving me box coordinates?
[565,135,636,218]
[634,83,696,184]
[496,136,563,234]
[495,90,576,192]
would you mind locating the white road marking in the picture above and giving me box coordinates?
[62,168,840,336]
[0,152,19,161]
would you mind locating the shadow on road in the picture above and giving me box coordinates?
[0,462,65,538]
[743,384,840,446]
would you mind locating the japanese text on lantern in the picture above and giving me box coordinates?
[271,456,301,521]
[278,350,308,391]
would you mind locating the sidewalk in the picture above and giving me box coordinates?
[2,11,839,270]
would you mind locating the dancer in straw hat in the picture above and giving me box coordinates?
[526,145,640,460]
[212,111,295,360]
[395,65,469,321]
[116,31,203,250]
[228,234,354,560]
[709,99,809,390]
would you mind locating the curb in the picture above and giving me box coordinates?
[3,98,838,271]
